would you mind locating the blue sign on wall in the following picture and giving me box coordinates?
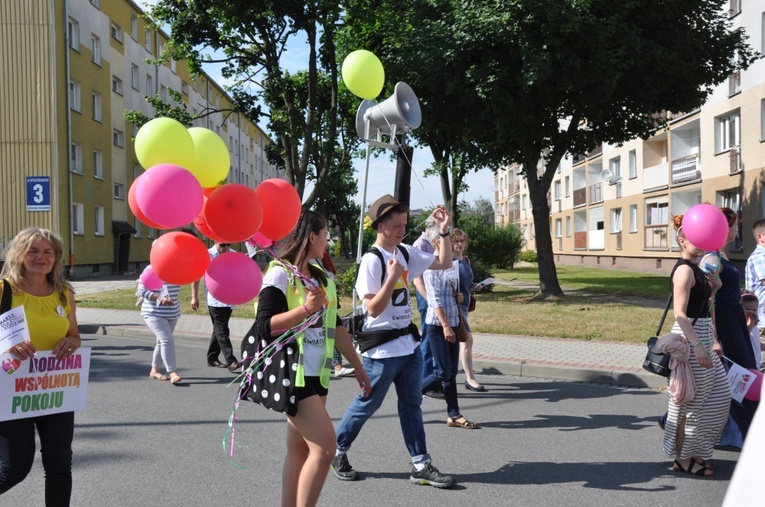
[26,176,51,212]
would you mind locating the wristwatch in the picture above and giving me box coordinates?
[439,229,451,237]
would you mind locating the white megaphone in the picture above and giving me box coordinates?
[355,82,422,142]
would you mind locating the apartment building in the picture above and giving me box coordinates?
[495,1,764,275]
[1,0,281,277]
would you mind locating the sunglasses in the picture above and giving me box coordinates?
[220,243,231,247]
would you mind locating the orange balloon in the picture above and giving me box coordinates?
[149,232,210,285]
[205,184,264,243]
[128,176,164,229]
[203,186,219,198]
[255,179,302,241]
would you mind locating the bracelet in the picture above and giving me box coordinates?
[691,340,702,347]
[302,304,312,315]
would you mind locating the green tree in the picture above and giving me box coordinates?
[342,0,753,298]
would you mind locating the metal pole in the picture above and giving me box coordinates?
[353,141,373,313]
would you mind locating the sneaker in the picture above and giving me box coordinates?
[410,463,454,488]
[422,390,444,399]
[334,366,355,378]
[331,454,360,481]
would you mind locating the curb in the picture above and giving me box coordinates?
[80,323,666,390]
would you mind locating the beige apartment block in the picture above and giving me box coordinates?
[1,0,281,277]
[495,1,764,276]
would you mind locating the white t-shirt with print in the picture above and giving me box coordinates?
[262,266,325,376]
[355,244,435,359]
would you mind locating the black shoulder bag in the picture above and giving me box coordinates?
[642,295,701,377]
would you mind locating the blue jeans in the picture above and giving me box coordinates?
[336,348,429,463]
[421,324,460,418]
[416,292,434,379]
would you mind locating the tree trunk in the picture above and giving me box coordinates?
[527,165,564,299]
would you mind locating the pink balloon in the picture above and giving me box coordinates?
[745,368,763,401]
[249,231,272,248]
[139,265,163,291]
[205,251,263,305]
[681,204,729,251]
[136,164,203,228]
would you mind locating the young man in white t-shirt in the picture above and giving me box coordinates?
[331,194,456,488]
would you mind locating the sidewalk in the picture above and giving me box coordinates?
[75,303,666,389]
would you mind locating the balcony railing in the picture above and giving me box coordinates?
[574,231,587,249]
[730,146,742,174]
[588,183,603,204]
[573,187,586,207]
[645,225,669,249]
[671,154,700,185]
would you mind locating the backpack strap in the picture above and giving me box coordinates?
[1,279,12,315]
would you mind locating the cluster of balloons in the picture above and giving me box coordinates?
[131,117,302,305]
[341,49,385,100]
[681,204,729,251]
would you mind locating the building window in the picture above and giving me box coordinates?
[113,129,124,148]
[553,180,561,200]
[95,206,105,236]
[144,29,152,52]
[90,0,100,7]
[69,80,81,112]
[110,22,123,43]
[630,205,638,233]
[145,74,154,95]
[112,76,123,95]
[70,143,83,174]
[181,81,189,95]
[718,189,743,252]
[715,110,740,153]
[68,18,80,50]
[610,208,622,233]
[148,227,156,239]
[114,183,125,200]
[565,216,571,237]
[171,58,177,73]
[609,156,621,181]
[160,84,167,102]
[158,41,165,57]
[131,64,140,90]
[91,34,101,65]
[130,15,138,40]
[629,149,637,179]
[564,176,570,197]
[72,203,84,235]
[555,219,562,238]
[92,91,102,122]
[93,150,103,179]
[133,165,142,238]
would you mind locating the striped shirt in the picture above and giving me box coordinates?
[423,261,460,327]
[137,281,181,320]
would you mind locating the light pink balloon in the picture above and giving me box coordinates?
[136,164,203,228]
[205,251,263,305]
[681,204,729,251]
[249,231,273,248]
[139,265,163,291]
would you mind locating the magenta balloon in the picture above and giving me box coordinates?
[135,164,203,228]
[205,251,263,305]
[681,204,729,251]
[250,231,272,248]
[745,369,762,401]
[139,265,163,291]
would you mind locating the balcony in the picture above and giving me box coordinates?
[645,225,669,249]
[574,231,587,249]
[588,183,603,204]
[671,154,700,185]
[573,187,587,207]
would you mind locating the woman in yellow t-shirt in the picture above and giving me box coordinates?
[0,228,81,505]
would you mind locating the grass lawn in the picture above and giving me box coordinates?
[76,261,674,343]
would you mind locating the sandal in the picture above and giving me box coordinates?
[447,415,479,429]
[169,372,183,385]
[149,372,168,381]
[673,459,714,477]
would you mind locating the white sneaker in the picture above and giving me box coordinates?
[334,366,355,377]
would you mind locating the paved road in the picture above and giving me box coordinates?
[1,334,739,506]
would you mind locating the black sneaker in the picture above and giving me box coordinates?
[331,454,360,481]
[410,463,454,488]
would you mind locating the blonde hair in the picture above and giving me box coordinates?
[0,228,72,304]
[450,228,469,247]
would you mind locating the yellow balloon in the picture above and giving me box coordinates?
[134,117,195,170]
[187,127,231,188]
[342,49,385,100]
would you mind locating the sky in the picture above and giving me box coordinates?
[140,1,496,211]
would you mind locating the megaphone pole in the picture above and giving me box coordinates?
[353,117,373,314]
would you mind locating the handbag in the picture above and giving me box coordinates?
[468,294,476,312]
[642,295,700,377]
[449,280,468,342]
[239,320,300,416]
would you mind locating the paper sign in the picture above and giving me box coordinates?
[473,278,496,291]
[0,306,31,352]
[0,348,91,421]
[727,359,757,403]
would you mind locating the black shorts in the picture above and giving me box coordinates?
[296,376,328,401]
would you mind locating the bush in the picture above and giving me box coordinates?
[517,250,538,263]
[459,215,523,269]
[336,262,357,296]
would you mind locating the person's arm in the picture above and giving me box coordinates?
[333,323,371,396]
[191,280,200,311]
[673,265,712,369]
[52,290,82,360]
[413,275,427,299]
